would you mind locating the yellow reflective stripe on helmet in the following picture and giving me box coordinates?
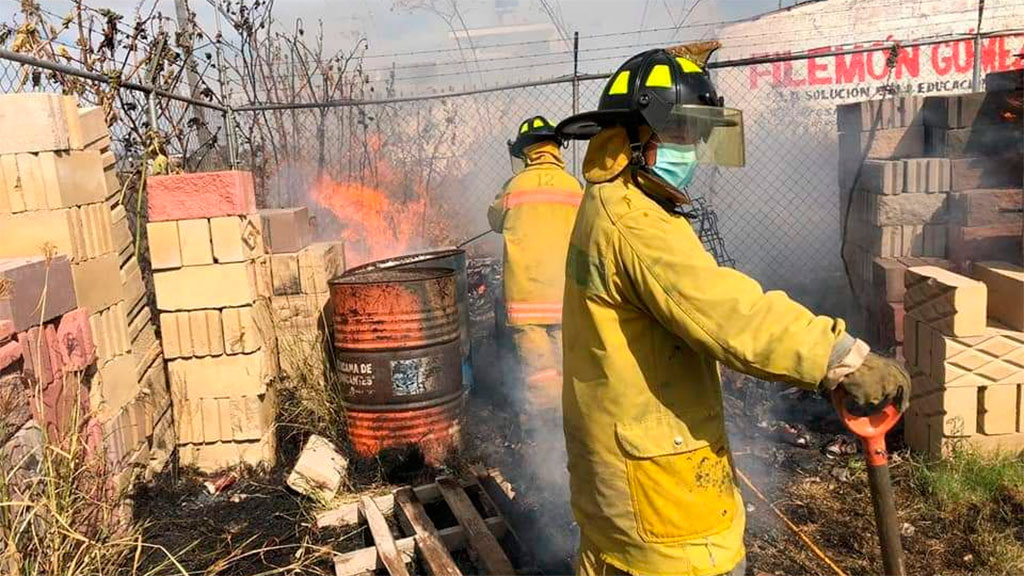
[533,117,545,128]
[520,122,529,133]
[645,64,672,88]
[607,70,630,95]
[676,57,703,73]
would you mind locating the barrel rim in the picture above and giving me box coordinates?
[328,265,455,285]
[342,247,467,276]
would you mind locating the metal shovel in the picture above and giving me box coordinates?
[832,389,907,576]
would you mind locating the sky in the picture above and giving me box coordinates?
[7,0,792,90]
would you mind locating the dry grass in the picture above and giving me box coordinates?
[0,386,188,576]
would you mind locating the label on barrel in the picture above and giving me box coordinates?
[338,361,374,393]
[390,356,442,396]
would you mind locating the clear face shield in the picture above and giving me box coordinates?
[649,105,745,167]
[507,140,526,174]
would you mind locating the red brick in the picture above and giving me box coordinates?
[29,358,88,441]
[0,340,22,372]
[0,319,13,342]
[0,256,76,331]
[18,327,55,385]
[147,171,256,222]
[55,308,96,371]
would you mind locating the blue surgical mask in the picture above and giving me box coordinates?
[651,143,698,190]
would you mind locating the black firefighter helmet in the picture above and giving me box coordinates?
[556,44,745,168]
[507,115,560,159]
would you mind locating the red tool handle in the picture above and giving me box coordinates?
[830,388,902,466]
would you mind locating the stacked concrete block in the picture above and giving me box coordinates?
[922,88,1023,270]
[903,265,1024,458]
[262,207,345,377]
[0,256,95,477]
[0,94,170,487]
[836,89,1023,354]
[147,170,278,471]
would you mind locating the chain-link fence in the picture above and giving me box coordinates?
[1,33,1016,319]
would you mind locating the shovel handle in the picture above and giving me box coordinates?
[830,388,902,466]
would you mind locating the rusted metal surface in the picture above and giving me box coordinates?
[344,392,465,465]
[330,267,460,351]
[345,249,473,388]
[330,267,464,461]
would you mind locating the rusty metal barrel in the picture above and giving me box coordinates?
[345,248,473,390]
[329,267,464,463]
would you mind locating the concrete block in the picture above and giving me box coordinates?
[972,262,1024,330]
[177,218,214,267]
[0,373,31,445]
[949,189,1024,227]
[931,324,1024,387]
[837,99,893,132]
[76,106,109,148]
[922,94,959,128]
[71,254,123,314]
[0,210,75,260]
[948,223,1024,270]
[210,215,263,263]
[146,221,181,270]
[927,125,1022,159]
[153,262,257,311]
[925,158,950,193]
[147,171,256,222]
[839,126,925,160]
[178,428,275,472]
[130,322,159,377]
[299,242,345,294]
[188,310,212,357]
[0,422,43,483]
[913,385,978,437]
[120,258,145,316]
[111,209,131,261]
[167,350,272,399]
[37,151,106,208]
[980,384,1019,435]
[905,266,987,337]
[253,255,273,299]
[14,154,47,211]
[287,434,347,498]
[0,256,76,331]
[271,253,302,296]
[949,156,1023,191]
[56,308,96,371]
[860,159,904,195]
[95,354,140,421]
[0,94,81,154]
[260,207,311,253]
[873,258,907,303]
[870,192,947,226]
[127,302,151,342]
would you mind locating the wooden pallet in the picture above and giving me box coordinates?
[322,470,520,576]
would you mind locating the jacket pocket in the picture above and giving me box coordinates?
[616,416,736,543]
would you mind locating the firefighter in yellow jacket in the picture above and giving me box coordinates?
[555,47,911,576]
[488,116,583,422]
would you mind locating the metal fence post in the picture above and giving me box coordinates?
[225,106,239,169]
[571,31,580,178]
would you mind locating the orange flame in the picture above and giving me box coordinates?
[312,174,426,267]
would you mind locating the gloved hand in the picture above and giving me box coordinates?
[838,353,911,412]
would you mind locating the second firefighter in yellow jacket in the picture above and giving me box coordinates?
[488,116,583,418]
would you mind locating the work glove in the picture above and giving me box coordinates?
[837,353,911,413]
